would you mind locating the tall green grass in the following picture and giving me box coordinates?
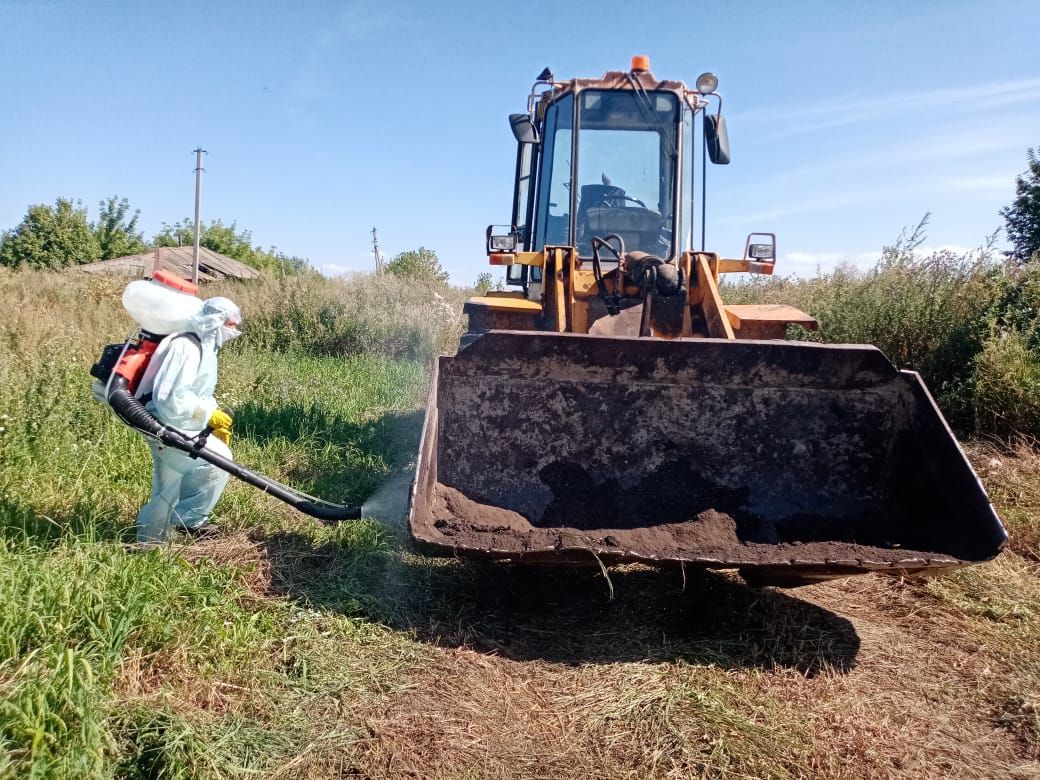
[725,229,1040,438]
[0,267,438,776]
[0,543,275,776]
[2,252,1039,776]
[220,272,467,361]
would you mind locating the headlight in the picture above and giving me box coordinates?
[748,243,775,260]
[489,234,518,252]
[695,72,718,95]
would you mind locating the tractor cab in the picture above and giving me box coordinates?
[493,57,730,293]
[535,87,679,259]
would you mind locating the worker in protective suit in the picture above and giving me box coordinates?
[135,296,242,542]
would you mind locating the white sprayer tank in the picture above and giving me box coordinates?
[122,270,203,334]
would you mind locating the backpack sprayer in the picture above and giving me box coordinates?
[91,271,362,523]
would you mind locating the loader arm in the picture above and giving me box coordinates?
[471,247,816,340]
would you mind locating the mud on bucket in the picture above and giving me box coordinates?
[408,331,1006,586]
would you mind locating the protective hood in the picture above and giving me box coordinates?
[188,296,242,342]
[216,324,242,348]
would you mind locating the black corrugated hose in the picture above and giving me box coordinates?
[106,376,362,522]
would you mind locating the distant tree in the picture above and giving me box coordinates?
[1000,148,1040,264]
[385,247,449,283]
[154,218,246,256]
[0,198,101,269]
[474,272,504,295]
[154,218,307,274]
[93,195,146,259]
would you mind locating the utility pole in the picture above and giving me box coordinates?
[371,227,384,274]
[192,147,207,285]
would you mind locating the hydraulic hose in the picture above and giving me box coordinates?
[106,376,362,522]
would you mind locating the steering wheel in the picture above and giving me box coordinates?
[596,194,646,209]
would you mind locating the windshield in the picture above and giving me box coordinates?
[575,89,679,258]
[533,94,573,250]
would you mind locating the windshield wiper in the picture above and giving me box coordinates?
[625,73,677,159]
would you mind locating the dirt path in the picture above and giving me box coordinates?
[782,577,1029,777]
[210,461,1038,779]
[353,570,1036,779]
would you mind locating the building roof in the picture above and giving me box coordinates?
[78,246,262,282]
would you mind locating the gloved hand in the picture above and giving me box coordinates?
[208,409,233,430]
[208,409,233,446]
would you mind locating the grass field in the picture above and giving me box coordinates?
[1,263,1039,778]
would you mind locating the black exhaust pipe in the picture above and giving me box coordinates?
[107,376,362,523]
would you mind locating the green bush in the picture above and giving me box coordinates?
[725,234,1040,438]
[384,247,449,284]
[988,261,1040,350]
[971,330,1040,438]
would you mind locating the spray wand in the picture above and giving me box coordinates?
[107,375,362,523]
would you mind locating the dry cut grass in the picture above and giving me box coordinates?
[163,440,1040,779]
[969,440,1040,560]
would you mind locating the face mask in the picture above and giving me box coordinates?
[216,325,241,348]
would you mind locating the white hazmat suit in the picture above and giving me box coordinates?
[135,296,242,542]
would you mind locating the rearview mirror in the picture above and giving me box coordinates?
[509,114,539,144]
[704,114,730,165]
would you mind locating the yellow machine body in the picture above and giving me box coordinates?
[408,60,1006,586]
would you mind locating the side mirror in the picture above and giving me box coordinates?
[704,114,731,165]
[509,114,539,144]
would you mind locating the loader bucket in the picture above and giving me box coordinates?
[408,331,1006,586]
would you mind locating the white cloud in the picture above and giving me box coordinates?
[723,184,896,227]
[717,122,1032,232]
[775,243,989,278]
[776,249,878,276]
[784,250,843,265]
[780,251,859,276]
[935,174,1014,194]
[733,76,1040,140]
[315,247,381,278]
[855,250,882,266]
[318,263,356,277]
[748,120,1038,194]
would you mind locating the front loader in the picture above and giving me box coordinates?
[408,57,1006,586]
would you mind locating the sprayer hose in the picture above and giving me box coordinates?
[106,377,361,522]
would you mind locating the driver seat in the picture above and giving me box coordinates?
[577,184,661,254]
[576,184,628,220]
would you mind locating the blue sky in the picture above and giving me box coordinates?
[1,0,1038,282]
